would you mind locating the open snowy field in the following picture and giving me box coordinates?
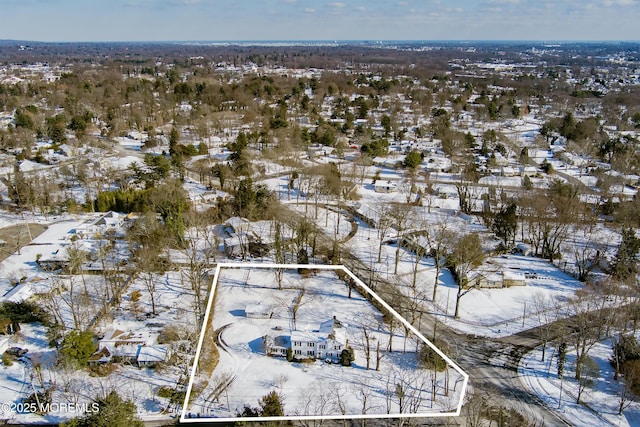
[184,265,467,421]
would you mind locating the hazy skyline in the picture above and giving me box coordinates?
[1,0,639,43]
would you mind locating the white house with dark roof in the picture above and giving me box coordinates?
[266,316,347,362]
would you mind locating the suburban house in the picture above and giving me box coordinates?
[88,329,170,368]
[223,217,293,259]
[36,248,70,272]
[374,181,397,193]
[265,316,347,363]
[36,240,108,272]
[74,211,126,239]
[464,269,526,289]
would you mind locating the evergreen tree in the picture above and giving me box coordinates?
[60,331,95,368]
[62,391,143,427]
[403,150,423,169]
[612,228,640,281]
[557,342,567,379]
[259,390,285,417]
[340,347,355,366]
[492,203,518,247]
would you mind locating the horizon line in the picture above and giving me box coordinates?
[2,39,640,45]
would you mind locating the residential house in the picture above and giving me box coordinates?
[374,181,397,193]
[266,316,347,363]
[88,329,170,367]
[137,345,170,367]
[464,270,526,289]
[74,211,125,240]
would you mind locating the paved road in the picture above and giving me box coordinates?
[339,251,572,427]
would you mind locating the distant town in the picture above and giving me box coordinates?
[0,40,638,426]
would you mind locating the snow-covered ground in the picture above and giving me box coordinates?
[344,206,585,338]
[0,212,196,424]
[185,266,465,420]
[520,339,640,427]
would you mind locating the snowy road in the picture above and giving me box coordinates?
[340,242,572,426]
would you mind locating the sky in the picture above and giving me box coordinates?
[0,0,639,42]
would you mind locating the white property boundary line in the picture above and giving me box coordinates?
[180,263,469,423]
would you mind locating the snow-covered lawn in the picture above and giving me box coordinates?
[346,210,584,338]
[185,266,466,420]
[520,339,640,427]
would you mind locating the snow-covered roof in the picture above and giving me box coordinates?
[225,217,251,233]
[290,330,318,342]
[137,345,169,363]
[503,270,526,281]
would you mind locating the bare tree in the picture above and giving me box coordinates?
[66,243,89,296]
[290,286,311,330]
[448,233,486,318]
[532,293,561,362]
[376,205,394,263]
[182,213,218,327]
[56,276,82,330]
[567,291,608,380]
[617,360,640,415]
[388,203,411,275]
[462,393,490,427]
[383,309,398,353]
[361,325,372,370]
[423,219,453,302]
[296,389,331,426]
[353,378,377,417]
[572,221,605,282]
[375,339,386,371]
[136,245,166,317]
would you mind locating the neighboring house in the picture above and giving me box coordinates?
[223,234,248,258]
[500,166,519,177]
[374,181,397,193]
[89,329,170,367]
[265,316,347,363]
[74,211,125,239]
[223,217,293,259]
[36,249,69,272]
[36,240,106,272]
[502,271,526,287]
[137,345,170,367]
[464,270,526,289]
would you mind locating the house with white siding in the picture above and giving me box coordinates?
[265,316,347,362]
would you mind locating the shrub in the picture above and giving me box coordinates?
[2,352,14,367]
[88,363,117,377]
[24,389,52,414]
[157,386,186,405]
[130,290,142,303]
[340,347,355,366]
[158,324,189,344]
[0,301,48,324]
